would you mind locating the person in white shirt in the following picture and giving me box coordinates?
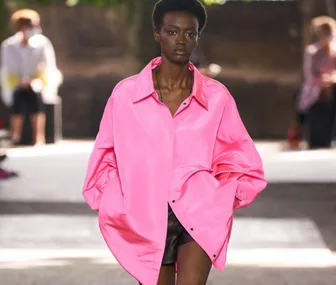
[1,9,62,145]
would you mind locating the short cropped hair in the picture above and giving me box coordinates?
[11,9,40,30]
[152,0,207,34]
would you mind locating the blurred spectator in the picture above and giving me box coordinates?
[0,9,62,146]
[288,16,336,149]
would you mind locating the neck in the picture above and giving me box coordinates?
[157,56,191,90]
[19,33,28,46]
[322,42,331,54]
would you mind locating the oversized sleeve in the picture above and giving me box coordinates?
[82,94,118,211]
[33,38,63,90]
[212,93,267,210]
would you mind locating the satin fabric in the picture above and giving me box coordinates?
[162,205,194,265]
[83,57,267,285]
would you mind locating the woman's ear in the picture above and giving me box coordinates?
[154,29,160,43]
[197,33,201,44]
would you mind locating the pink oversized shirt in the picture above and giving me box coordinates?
[83,57,267,285]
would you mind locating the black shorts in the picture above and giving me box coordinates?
[162,205,194,265]
[12,87,44,115]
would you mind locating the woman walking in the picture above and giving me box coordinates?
[83,0,267,284]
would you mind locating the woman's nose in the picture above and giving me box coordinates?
[176,32,186,44]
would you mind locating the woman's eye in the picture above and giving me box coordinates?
[187,32,196,38]
[168,30,177,35]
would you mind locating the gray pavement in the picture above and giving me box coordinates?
[0,141,335,285]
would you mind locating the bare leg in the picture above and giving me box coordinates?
[176,241,212,285]
[30,112,46,145]
[10,115,24,144]
[139,264,175,285]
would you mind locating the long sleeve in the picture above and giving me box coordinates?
[82,95,118,211]
[36,38,58,86]
[1,42,19,107]
[212,93,267,210]
[297,44,322,112]
[33,38,63,96]
[303,45,316,83]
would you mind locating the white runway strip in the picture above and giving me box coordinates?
[0,248,335,269]
[5,140,336,182]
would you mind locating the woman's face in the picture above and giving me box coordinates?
[317,26,332,48]
[154,11,200,64]
[319,31,331,47]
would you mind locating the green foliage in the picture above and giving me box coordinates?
[203,0,226,5]
[11,0,131,7]
[64,0,132,7]
[12,0,230,7]
[11,0,292,6]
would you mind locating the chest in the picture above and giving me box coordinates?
[112,94,224,169]
[156,88,191,116]
[9,45,43,71]
[315,51,336,73]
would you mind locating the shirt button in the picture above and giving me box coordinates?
[172,200,175,203]
[213,254,216,258]
[183,102,187,105]
[190,228,194,231]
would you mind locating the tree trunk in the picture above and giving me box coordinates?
[124,0,159,69]
[123,0,143,70]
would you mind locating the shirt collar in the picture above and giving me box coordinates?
[13,32,41,48]
[133,57,208,110]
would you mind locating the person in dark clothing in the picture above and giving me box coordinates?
[287,16,336,149]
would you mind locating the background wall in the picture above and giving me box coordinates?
[0,0,331,139]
